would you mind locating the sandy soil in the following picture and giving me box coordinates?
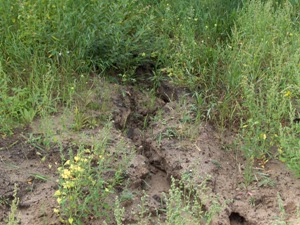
[1,81,300,225]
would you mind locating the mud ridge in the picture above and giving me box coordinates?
[2,80,300,225]
[112,83,300,225]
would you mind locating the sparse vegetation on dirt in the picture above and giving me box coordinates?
[1,0,300,224]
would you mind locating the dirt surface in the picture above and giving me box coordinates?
[1,80,300,225]
[0,130,61,225]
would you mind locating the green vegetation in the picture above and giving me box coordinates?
[112,176,221,225]
[6,185,20,225]
[2,0,300,223]
[53,124,133,224]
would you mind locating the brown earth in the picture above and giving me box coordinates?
[1,80,300,225]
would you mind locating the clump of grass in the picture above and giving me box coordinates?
[117,176,222,225]
[277,124,300,176]
[220,0,300,175]
[0,0,103,134]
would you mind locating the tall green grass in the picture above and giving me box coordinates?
[0,0,87,133]
[0,0,242,134]
[1,0,300,177]
[223,0,300,176]
[3,0,300,223]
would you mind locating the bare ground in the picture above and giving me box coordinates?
[1,80,300,225]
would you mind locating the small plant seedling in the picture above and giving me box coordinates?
[211,159,222,169]
[0,195,9,206]
[6,184,20,225]
[256,172,276,188]
[28,173,50,182]
[162,128,178,139]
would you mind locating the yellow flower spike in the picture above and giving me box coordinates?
[64,160,70,165]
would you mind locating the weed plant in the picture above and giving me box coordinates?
[54,124,134,224]
[113,176,222,225]
[5,184,20,225]
[223,0,300,177]
[162,176,221,225]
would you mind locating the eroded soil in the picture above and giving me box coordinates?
[1,80,300,225]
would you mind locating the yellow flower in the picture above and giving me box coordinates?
[63,180,75,189]
[284,90,291,97]
[54,190,61,197]
[70,164,83,173]
[74,156,80,162]
[57,197,62,204]
[68,217,74,224]
[260,133,267,140]
[64,160,70,166]
[53,208,60,214]
[84,149,91,153]
[61,169,71,179]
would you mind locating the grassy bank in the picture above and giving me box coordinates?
[1,0,300,223]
